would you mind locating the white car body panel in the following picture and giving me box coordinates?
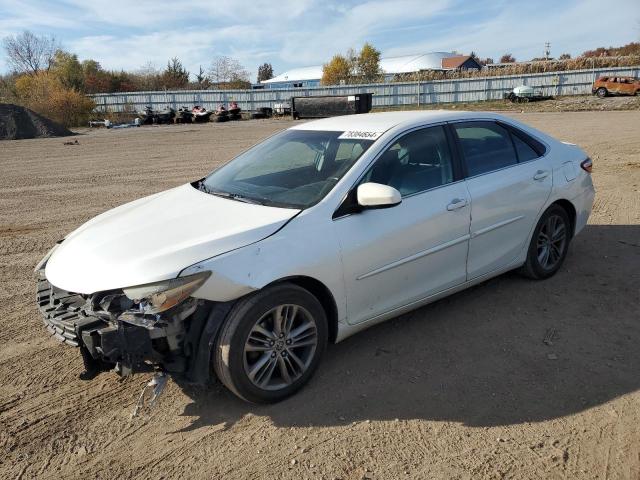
[464,155,553,279]
[181,208,346,311]
[44,111,595,344]
[45,183,299,294]
[334,181,471,324]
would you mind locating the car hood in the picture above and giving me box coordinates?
[45,183,299,294]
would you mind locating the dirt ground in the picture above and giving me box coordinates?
[384,94,640,113]
[0,110,639,480]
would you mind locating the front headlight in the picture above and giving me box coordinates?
[123,271,211,314]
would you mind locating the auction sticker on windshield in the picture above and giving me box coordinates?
[338,130,383,140]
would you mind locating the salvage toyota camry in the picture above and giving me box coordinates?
[36,111,594,403]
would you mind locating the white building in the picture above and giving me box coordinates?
[258,52,467,89]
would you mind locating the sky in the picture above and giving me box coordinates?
[0,0,638,80]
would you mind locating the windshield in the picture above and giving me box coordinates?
[199,130,374,209]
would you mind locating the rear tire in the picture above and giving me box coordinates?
[596,87,607,98]
[213,283,328,403]
[520,205,571,280]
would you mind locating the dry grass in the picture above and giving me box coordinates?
[374,94,640,113]
[393,56,640,83]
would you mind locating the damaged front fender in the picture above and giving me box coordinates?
[36,270,228,383]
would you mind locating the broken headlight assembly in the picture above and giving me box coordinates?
[123,271,211,314]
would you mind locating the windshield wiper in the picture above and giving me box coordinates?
[207,189,265,205]
[197,180,210,194]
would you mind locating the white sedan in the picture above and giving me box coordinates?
[36,111,595,403]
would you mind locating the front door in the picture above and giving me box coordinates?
[333,125,471,325]
[608,77,621,94]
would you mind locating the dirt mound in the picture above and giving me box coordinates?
[0,103,72,140]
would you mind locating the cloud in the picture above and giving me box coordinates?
[278,0,453,65]
[0,0,638,76]
[383,0,640,60]
[69,28,260,74]
[0,0,79,33]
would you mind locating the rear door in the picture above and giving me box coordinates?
[618,77,635,95]
[452,121,552,279]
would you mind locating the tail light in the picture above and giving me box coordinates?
[580,158,593,173]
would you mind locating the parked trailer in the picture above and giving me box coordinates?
[505,85,553,103]
[292,93,373,119]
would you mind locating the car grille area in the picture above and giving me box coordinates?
[36,277,101,347]
[35,274,199,379]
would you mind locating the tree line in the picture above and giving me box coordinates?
[1,29,638,127]
[0,30,276,126]
[1,31,274,93]
[321,42,640,85]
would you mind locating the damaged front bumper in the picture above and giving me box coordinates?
[36,273,199,379]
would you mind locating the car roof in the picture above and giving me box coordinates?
[289,110,502,135]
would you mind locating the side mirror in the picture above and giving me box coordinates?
[357,182,402,209]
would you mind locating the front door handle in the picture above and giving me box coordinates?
[447,198,467,211]
[533,170,550,181]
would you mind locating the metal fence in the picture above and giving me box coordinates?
[90,66,640,113]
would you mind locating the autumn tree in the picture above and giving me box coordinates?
[208,56,250,85]
[133,62,162,91]
[2,30,58,74]
[357,42,381,82]
[581,42,640,57]
[51,50,84,90]
[193,65,211,88]
[0,72,19,103]
[321,54,353,85]
[499,53,516,63]
[14,71,95,126]
[257,62,274,82]
[161,57,189,88]
[558,53,571,60]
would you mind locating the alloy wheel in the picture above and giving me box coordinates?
[536,214,567,270]
[243,304,318,391]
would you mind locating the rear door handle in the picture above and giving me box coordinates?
[533,170,550,181]
[447,198,467,211]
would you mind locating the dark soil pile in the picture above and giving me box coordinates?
[0,103,72,140]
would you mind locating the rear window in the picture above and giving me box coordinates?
[512,134,539,162]
[500,122,547,158]
[454,122,518,177]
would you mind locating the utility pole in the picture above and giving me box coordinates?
[544,42,551,61]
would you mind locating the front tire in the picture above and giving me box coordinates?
[213,283,328,403]
[596,87,608,98]
[520,205,571,280]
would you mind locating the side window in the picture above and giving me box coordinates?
[360,126,454,196]
[511,133,540,162]
[335,141,364,163]
[502,123,547,159]
[454,122,517,176]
